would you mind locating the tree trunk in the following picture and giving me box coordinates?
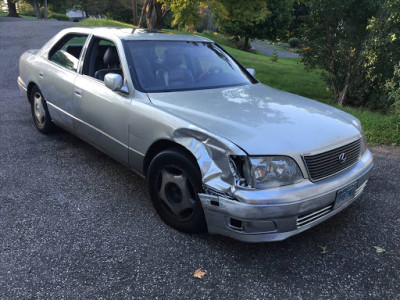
[139,0,166,30]
[132,0,137,26]
[138,0,150,28]
[31,0,41,19]
[7,0,19,17]
[244,36,250,50]
[337,71,351,106]
[44,0,48,20]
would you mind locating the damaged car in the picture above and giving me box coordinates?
[18,27,373,242]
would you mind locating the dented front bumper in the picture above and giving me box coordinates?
[199,149,373,242]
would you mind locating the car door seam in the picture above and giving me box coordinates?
[47,101,144,156]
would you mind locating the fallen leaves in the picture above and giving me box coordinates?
[318,245,328,254]
[373,246,385,253]
[193,268,206,279]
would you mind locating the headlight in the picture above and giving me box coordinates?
[360,127,367,155]
[354,119,367,155]
[249,156,304,189]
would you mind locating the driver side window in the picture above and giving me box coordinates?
[82,38,124,82]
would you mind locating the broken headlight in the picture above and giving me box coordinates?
[249,156,304,189]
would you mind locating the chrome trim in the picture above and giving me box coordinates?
[302,139,362,182]
[297,204,333,227]
[77,34,93,74]
[17,77,27,91]
[355,180,368,198]
[338,153,347,164]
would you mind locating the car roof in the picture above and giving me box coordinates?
[68,27,213,42]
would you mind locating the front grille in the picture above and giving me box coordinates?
[303,139,361,181]
[297,204,333,227]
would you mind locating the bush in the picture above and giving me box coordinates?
[288,37,300,48]
[21,9,37,17]
[386,64,400,115]
[50,13,70,21]
[271,49,278,62]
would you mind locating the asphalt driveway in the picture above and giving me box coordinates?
[252,41,300,58]
[0,17,399,299]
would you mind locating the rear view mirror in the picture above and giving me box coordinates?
[246,68,256,77]
[104,73,123,91]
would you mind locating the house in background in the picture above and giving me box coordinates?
[66,9,86,22]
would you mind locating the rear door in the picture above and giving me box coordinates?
[71,37,132,165]
[40,34,89,132]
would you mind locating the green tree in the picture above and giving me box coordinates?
[162,0,203,30]
[106,0,143,24]
[386,64,400,114]
[258,0,294,40]
[288,0,310,38]
[212,0,269,49]
[362,0,400,110]
[301,0,381,106]
[212,0,294,49]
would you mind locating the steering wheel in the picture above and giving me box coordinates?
[196,67,223,82]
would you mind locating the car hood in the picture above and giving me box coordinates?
[148,83,361,155]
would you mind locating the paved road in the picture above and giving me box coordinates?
[1,18,399,299]
[252,41,300,58]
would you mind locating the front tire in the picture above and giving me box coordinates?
[147,149,207,233]
[30,86,55,134]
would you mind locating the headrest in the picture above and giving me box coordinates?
[103,46,119,66]
[164,48,183,69]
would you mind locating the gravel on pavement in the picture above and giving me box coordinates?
[0,17,399,299]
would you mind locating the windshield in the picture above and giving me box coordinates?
[124,40,254,92]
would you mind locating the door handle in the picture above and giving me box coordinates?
[74,89,82,97]
[38,72,44,78]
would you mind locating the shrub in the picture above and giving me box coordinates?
[386,64,400,115]
[288,37,300,48]
[50,13,70,21]
[21,9,37,17]
[271,49,278,62]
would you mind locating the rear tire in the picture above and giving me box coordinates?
[30,86,55,134]
[147,148,207,233]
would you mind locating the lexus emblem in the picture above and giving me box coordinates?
[338,153,347,164]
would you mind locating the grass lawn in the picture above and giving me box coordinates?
[77,18,135,27]
[0,11,36,19]
[76,18,399,146]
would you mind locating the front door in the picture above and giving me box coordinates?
[72,37,131,165]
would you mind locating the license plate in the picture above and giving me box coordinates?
[335,181,358,209]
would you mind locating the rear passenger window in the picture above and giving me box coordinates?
[49,34,88,72]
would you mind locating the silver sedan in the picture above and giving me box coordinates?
[18,27,373,242]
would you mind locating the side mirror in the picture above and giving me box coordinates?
[104,73,123,91]
[246,68,256,77]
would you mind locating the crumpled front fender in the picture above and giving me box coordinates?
[172,127,246,194]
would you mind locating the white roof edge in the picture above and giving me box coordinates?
[62,27,213,42]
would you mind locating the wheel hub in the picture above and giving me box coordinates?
[157,166,196,219]
[165,182,183,204]
[33,92,46,125]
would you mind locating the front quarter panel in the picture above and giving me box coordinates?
[127,101,246,192]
